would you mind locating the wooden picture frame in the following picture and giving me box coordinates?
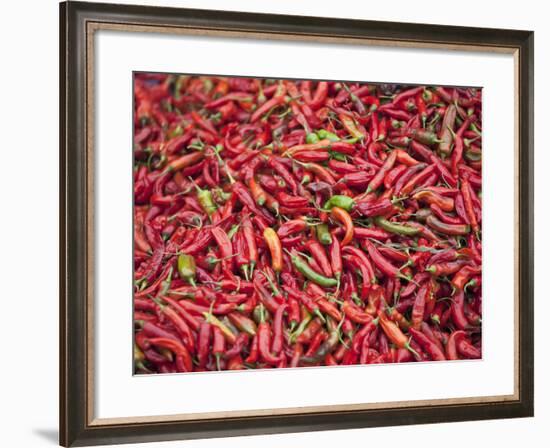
[60,1,534,446]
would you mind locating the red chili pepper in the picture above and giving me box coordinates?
[212,326,226,370]
[460,175,480,234]
[450,289,470,330]
[366,150,397,193]
[197,321,212,368]
[342,300,372,324]
[148,337,193,372]
[256,305,283,364]
[411,282,430,330]
[329,233,343,282]
[307,81,328,109]
[451,265,482,290]
[446,330,465,360]
[224,333,249,358]
[457,338,481,359]
[363,240,402,279]
[305,240,333,277]
[409,328,446,361]
[155,301,196,353]
[425,259,468,276]
[342,246,375,285]
[271,304,287,355]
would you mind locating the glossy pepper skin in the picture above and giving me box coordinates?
[133,75,482,374]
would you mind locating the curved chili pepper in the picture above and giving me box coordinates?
[409,328,446,361]
[446,330,466,360]
[374,216,420,236]
[457,338,481,359]
[305,240,333,277]
[426,215,471,235]
[451,265,482,290]
[330,206,354,246]
[450,290,470,331]
[148,337,193,372]
[324,194,355,211]
[460,175,480,234]
[342,300,372,324]
[257,305,282,364]
[425,260,468,276]
[363,240,403,279]
[377,311,418,356]
[366,150,397,193]
[412,190,454,212]
[224,333,249,359]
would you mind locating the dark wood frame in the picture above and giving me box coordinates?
[60,1,534,446]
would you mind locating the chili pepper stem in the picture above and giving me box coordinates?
[242,264,250,281]
[405,338,421,358]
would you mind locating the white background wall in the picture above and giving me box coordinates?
[0,0,544,447]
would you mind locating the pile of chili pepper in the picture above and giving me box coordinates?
[133,73,482,374]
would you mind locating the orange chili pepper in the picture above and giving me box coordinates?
[339,113,366,140]
[378,311,408,349]
[412,189,455,212]
[263,227,283,273]
[330,206,354,246]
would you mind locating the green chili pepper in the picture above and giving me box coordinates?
[227,224,240,240]
[374,216,421,236]
[195,187,217,218]
[290,313,312,343]
[464,149,482,162]
[316,223,332,245]
[290,254,338,287]
[159,267,174,295]
[306,133,320,144]
[221,316,240,336]
[323,195,355,212]
[177,254,196,286]
[134,345,152,373]
[167,125,183,139]
[329,151,347,162]
[316,129,340,142]
[252,304,265,325]
[202,312,236,344]
[173,75,189,101]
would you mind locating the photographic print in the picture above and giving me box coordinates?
[133,74,482,374]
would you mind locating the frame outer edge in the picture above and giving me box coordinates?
[60,1,535,446]
[59,1,68,446]
[520,30,534,417]
[61,1,90,446]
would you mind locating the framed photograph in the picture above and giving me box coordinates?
[59,1,534,446]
